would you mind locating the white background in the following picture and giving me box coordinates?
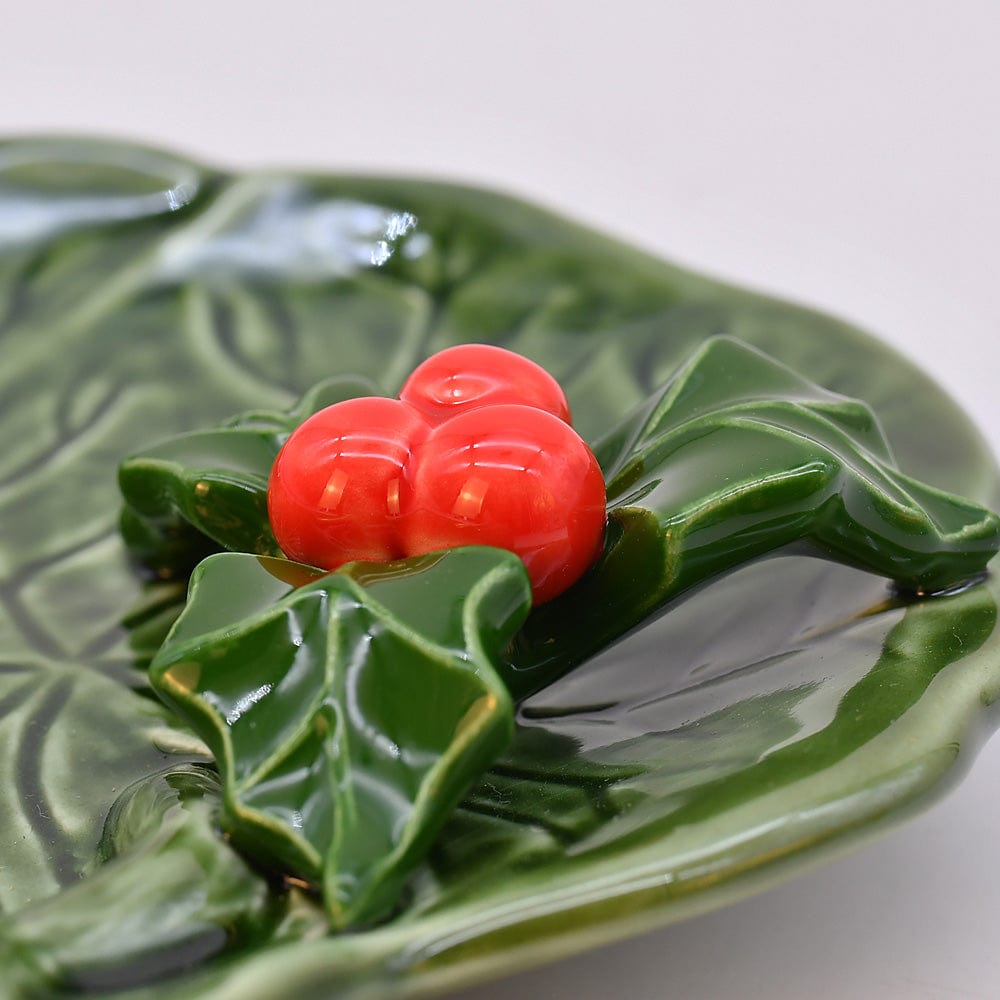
[4,2,999,997]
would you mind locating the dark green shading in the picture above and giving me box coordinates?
[646,581,995,828]
[148,548,531,928]
[581,577,999,856]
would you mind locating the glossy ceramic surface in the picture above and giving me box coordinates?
[0,137,998,999]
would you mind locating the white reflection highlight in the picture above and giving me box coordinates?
[384,211,417,240]
[156,182,422,281]
[225,683,273,725]
[0,178,198,247]
[370,240,392,266]
[0,142,202,246]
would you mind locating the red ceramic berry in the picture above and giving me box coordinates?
[399,344,571,424]
[401,404,606,604]
[267,396,429,567]
[268,346,606,603]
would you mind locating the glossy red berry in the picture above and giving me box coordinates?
[268,347,606,604]
[401,404,606,604]
[399,344,571,424]
[267,396,429,567]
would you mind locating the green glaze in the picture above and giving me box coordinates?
[0,766,289,995]
[149,548,529,929]
[120,334,999,704]
[0,136,999,999]
[118,376,378,576]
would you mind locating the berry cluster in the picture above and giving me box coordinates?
[267,344,607,604]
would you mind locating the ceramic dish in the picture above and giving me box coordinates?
[0,137,998,1000]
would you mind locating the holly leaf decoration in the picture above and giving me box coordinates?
[505,337,1000,696]
[120,336,1000,700]
[148,546,531,929]
[118,376,378,576]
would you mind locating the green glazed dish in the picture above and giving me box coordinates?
[0,136,998,999]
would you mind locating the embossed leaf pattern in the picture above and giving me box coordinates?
[149,548,530,929]
[0,137,998,1000]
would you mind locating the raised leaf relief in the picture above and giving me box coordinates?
[148,548,531,928]
[119,335,1000,702]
